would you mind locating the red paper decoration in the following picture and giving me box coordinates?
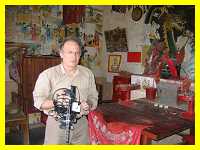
[127,52,141,63]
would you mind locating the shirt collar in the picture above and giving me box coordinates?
[60,64,66,74]
[60,63,79,76]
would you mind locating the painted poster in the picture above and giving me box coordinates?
[104,27,128,52]
[79,7,103,74]
[5,6,63,56]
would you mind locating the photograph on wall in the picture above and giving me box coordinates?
[108,55,122,73]
[104,27,128,52]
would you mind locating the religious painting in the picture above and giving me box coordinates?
[104,27,128,52]
[108,55,122,73]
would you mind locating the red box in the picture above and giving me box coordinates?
[112,76,131,102]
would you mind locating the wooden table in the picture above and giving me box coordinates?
[96,100,194,144]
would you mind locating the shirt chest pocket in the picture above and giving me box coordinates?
[74,80,89,102]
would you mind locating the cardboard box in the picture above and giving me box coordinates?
[28,112,41,125]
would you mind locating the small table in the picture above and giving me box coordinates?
[6,110,29,144]
[94,100,194,144]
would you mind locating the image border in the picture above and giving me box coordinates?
[1,1,199,150]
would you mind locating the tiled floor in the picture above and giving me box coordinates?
[152,134,183,144]
[6,126,188,145]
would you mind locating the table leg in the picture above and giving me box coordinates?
[141,135,152,145]
[21,122,29,144]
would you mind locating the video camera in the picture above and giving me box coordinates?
[49,85,81,143]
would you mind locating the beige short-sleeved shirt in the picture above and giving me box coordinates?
[33,64,98,115]
[33,64,98,144]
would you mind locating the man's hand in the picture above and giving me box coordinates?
[80,101,89,115]
[41,90,70,110]
[40,100,54,110]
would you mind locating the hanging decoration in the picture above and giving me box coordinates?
[143,6,194,79]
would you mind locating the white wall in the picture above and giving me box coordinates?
[102,6,146,78]
[100,6,147,99]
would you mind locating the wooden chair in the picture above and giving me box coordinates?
[5,92,29,144]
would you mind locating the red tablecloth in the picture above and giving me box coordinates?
[88,111,145,144]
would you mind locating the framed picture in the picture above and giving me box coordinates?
[108,55,122,73]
